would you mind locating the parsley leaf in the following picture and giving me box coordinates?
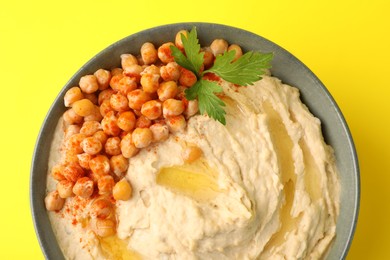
[204,51,274,86]
[170,27,204,78]
[171,26,274,125]
[185,80,226,125]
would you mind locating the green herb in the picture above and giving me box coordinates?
[170,27,274,125]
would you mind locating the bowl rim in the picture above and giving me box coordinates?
[30,22,360,260]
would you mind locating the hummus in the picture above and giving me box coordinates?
[47,75,340,259]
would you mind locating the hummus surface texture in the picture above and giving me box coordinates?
[47,75,340,260]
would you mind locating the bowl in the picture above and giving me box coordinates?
[30,22,360,259]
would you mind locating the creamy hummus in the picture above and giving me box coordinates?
[47,75,340,259]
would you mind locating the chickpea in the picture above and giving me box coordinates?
[63,162,84,182]
[166,115,187,133]
[179,68,197,87]
[64,150,79,164]
[51,164,66,181]
[101,111,121,136]
[182,145,203,163]
[79,75,99,94]
[175,30,188,50]
[117,111,136,132]
[94,69,111,90]
[81,136,103,155]
[157,81,178,101]
[163,99,184,118]
[127,89,151,110]
[72,99,95,117]
[227,44,243,62]
[210,39,228,56]
[98,89,115,105]
[116,76,138,95]
[135,115,152,128]
[90,197,114,219]
[84,93,98,105]
[123,64,143,82]
[111,67,123,76]
[64,86,83,107]
[132,128,153,148]
[45,190,65,211]
[157,42,175,64]
[64,124,81,139]
[97,175,115,195]
[113,178,132,201]
[142,65,160,75]
[77,153,92,169]
[63,108,83,125]
[141,100,162,120]
[109,73,124,90]
[150,123,169,142]
[140,42,158,65]
[202,48,214,69]
[93,130,108,146]
[184,99,199,118]
[99,99,113,117]
[121,54,138,70]
[140,73,160,93]
[110,154,129,177]
[65,133,86,154]
[57,180,74,198]
[89,155,110,176]
[160,62,181,82]
[84,105,103,122]
[120,133,139,158]
[104,137,121,156]
[80,121,101,136]
[109,93,129,112]
[95,218,116,238]
[73,177,94,198]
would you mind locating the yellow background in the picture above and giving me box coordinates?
[0,0,389,259]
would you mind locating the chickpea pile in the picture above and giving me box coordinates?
[45,29,243,237]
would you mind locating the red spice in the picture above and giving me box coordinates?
[202,72,220,82]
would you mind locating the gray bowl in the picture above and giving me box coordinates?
[30,22,360,259]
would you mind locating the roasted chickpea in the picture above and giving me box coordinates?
[51,164,66,181]
[72,99,95,117]
[89,155,110,176]
[121,54,138,70]
[160,62,181,82]
[98,89,115,105]
[140,73,160,93]
[157,81,178,101]
[45,190,65,211]
[57,180,74,198]
[113,178,132,201]
[135,115,152,128]
[63,108,83,125]
[65,133,86,154]
[120,133,139,158]
[62,162,84,182]
[99,99,113,117]
[80,121,101,136]
[157,42,175,64]
[77,153,93,170]
[116,76,138,95]
[142,65,160,75]
[163,99,185,118]
[117,111,136,132]
[64,87,83,107]
[210,39,228,56]
[127,89,151,110]
[202,47,214,68]
[110,154,129,177]
[94,69,111,90]
[84,105,103,122]
[93,130,108,146]
[150,123,169,142]
[110,93,129,112]
[132,128,153,148]
[64,124,81,140]
[184,99,199,118]
[141,100,162,120]
[166,115,187,133]
[123,64,143,82]
[73,177,94,198]
[175,30,188,49]
[97,175,115,195]
[79,75,99,94]
[141,42,158,65]
[81,136,102,155]
[104,137,121,156]
[101,111,121,136]
[90,198,114,219]
[228,44,243,62]
[179,68,197,87]
[111,67,123,76]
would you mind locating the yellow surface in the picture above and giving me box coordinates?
[0,0,389,259]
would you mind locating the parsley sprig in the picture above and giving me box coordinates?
[170,27,273,125]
